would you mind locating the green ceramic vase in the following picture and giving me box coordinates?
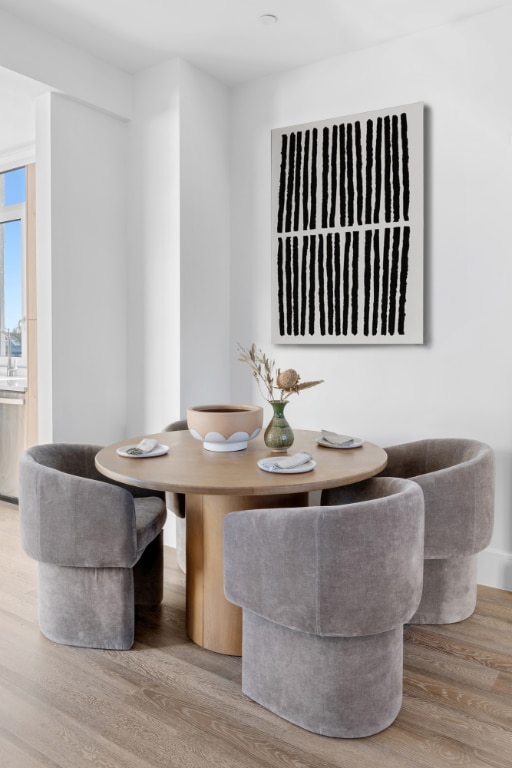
[264,400,294,452]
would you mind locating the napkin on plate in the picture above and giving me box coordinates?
[321,430,356,447]
[268,451,312,469]
[128,438,158,454]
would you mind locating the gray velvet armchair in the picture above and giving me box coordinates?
[19,443,167,650]
[371,438,495,624]
[224,477,424,738]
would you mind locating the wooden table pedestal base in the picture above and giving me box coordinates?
[185,491,309,656]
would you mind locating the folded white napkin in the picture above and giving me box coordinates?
[128,437,158,455]
[269,451,312,469]
[321,430,355,446]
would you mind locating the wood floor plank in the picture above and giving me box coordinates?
[1,500,512,768]
[396,695,512,768]
[405,626,512,675]
[493,673,512,696]
[404,645,499,694]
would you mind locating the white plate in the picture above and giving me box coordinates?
[316,437,364,449]
[257,458,317,474]
[117,443,169,458]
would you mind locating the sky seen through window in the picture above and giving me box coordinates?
[2,167,26,353]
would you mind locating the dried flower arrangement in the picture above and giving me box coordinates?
[237,343,323,403]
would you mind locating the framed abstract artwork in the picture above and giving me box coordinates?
[271,102,423,344]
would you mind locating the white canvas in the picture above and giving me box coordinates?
[271,102,423,344]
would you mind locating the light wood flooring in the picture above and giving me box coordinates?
[1,500,511,768]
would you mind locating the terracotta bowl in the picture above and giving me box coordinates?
[187,404,263,452]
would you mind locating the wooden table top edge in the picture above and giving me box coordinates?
[95,430,388,497]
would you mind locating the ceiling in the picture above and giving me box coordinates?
[0,0,509,86]
[0,0,509,153]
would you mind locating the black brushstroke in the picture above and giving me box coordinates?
[388,227,401,335]
[351,232,359,335]
[285,237,293,334]
[285,132,295,233]
[294,132,302,231]
[303,130,310,230]
[300,236,308,335]
[384,116,391,223]
[355,120,363,225]
[326,234,334,335]
[372,229,380,336]
[374,117,382,223]
[277,134,288,234]
[392,114,400,222]
[339,123,346,227]
[381,227,390,334]
[342,232,351,335]
[346,123,354,226]
[329,125,338,228]
[292,237,300,334]
[322,127,329,229]
[310,128,317,229]
[401,113,410,222]
[308,235,316,335]
[277,237,285,335]
[334,233,341,335]
[365,119,374,224]
[318,234,326,335]
[398,226,410,334]
[363,230,372,336]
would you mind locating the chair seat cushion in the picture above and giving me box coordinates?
[135,497,167,557]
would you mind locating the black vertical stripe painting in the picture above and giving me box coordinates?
[272,102,423,344]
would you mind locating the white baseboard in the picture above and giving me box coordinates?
[478,548,512,591]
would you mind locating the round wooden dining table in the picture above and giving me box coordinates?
[96,429,387,655]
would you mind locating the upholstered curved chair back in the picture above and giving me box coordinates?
[163,418,188,433]
[226,477,424,638]
[371,437,495,624]
[20,444,140,568]
[379,438,494,558]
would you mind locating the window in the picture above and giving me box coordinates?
[0,167,26,367]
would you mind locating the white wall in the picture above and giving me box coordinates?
[129,59,231,437]
[36,92,130,444]
[179,61,231,410]
[0,8,131,119]
[230,6,512,588]
[129,60,181,435]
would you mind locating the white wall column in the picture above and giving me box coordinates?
[36,92,130,444]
